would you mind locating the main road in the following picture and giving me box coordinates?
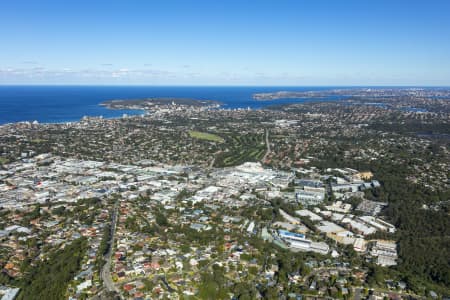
[262,128,271,162]
[101,200,121,297]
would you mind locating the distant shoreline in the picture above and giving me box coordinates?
[253,88,450,101]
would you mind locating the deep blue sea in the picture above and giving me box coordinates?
[0,86,345,124]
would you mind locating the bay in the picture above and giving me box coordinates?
[0,85,345,124]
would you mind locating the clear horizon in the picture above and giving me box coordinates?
[1,84,450,88]
[1,0,450,86]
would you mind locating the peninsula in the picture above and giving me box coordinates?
[100,97,222,110]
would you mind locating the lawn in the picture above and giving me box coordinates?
[189,130,224,143]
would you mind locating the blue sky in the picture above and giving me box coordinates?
[1,0,449,85]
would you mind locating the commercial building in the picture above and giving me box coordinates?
[277,230,329,255]
[371,240,397,266]
[296,190,325,206]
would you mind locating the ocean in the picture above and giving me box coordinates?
[0,85,343,124]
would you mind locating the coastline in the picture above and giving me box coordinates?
[2,86,447,126]
[0,97,223,126]
[0,107,147,126]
